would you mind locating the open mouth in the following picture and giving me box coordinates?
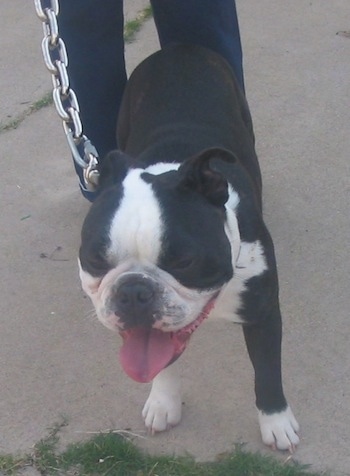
[119,295,217,383]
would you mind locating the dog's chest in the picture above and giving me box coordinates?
[210,240,267,323]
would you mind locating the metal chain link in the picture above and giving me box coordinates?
[34,0,100,190]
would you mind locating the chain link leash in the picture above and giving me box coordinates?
[34,0,100,190]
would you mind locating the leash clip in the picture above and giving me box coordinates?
[83,140,100,190]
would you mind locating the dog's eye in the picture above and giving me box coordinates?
[168,256,195,271]
[87,252,111,276]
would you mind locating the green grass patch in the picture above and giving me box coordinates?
[30,92,54,112]
[0,424,325,476]
[56,435,323,476]
[0,453,29,475]
[31,418,68,474]
[124,5,153,44]
[0,92,53,134]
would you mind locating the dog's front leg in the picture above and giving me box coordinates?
[243,304,300,451]
[142,361,182,433]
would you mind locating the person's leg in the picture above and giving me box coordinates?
[150,0,244,92]
[58,0,126,200]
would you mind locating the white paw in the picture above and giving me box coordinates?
[142,390,182,433]
[258,406,300,452]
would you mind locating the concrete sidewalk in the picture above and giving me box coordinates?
[1,1,349,474]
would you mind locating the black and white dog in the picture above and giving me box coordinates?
[79,45,299,451]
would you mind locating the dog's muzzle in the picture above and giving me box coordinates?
[102,270,218,383]
[110,275,161,329]
[118,292,218,384]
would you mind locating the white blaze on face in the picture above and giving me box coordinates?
[107,169,164,265]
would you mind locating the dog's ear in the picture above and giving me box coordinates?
[177,148,236,207]
[97,150,131,189]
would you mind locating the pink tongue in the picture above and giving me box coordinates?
[119,328,178,383]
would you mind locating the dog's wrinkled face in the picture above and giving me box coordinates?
[79,149,240,382]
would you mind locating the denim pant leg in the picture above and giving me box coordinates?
[58,0,127,201]
[57,1,244,201]
[150,0,244,92]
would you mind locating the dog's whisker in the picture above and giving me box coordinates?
[85,308,96,317]
[84,308,98,320]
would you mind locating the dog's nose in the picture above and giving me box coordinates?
[117,281,154,305]
[115,280,155,315]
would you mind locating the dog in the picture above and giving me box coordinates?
[78,44,299,451]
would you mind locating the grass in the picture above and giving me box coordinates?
[0,421,325,476]
[124,5,153,44]
[0,92,53,133]
[0,4,153,134]
[0,454,28,475]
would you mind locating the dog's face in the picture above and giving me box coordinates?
[79,149,240,382]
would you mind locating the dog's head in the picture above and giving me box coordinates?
[79,148,241,382]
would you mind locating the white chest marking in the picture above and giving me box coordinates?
[210,239,268,323]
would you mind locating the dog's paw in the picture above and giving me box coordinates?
[142,390,182,433]
[258,406,300,452]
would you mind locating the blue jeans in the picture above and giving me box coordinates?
[58,0,244,201]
